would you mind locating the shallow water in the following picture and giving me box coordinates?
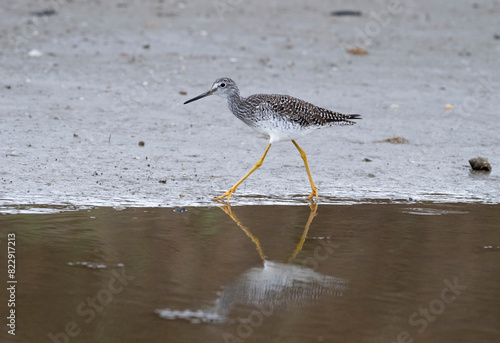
[1,203,499,342]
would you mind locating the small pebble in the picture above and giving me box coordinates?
[28,49,43,57]
[31,9,57,16]
[173,207,187,213]
[376,137,409,144]
[469,157,491,171]
[444,104,454,110]
[331,10,362,16]
[138,141,145,146]
[347,47,368,55]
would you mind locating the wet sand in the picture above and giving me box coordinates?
[1,0,499,208]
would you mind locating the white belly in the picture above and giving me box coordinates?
[251,120,317,143]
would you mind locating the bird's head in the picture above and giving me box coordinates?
[184,77,239,104]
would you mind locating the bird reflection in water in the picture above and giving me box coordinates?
[156,203,348,323]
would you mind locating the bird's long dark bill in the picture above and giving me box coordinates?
[183,90,213,105]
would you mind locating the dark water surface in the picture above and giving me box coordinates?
[1,203,499,343]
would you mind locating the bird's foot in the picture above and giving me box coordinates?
[214,187,236,202]
[306,186,319,201]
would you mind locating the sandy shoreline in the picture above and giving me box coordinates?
[1,0,499,210]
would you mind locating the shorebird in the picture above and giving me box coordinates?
[183,77,361,202]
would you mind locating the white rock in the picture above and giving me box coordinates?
[28,49,43,57]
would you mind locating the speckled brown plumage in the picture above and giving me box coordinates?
[244,93,360,127]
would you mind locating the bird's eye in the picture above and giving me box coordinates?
[220,83,226,88]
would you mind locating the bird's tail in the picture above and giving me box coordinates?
[323,111,362,125]
[347,114,362,120]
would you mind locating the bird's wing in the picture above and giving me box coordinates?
[245,94,361,127]
[265,94,360,127]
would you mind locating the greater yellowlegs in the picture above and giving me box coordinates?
[183,77,361,202]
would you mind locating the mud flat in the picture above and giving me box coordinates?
[1,0,499,210]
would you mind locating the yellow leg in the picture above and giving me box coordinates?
[214,143,272,202]
[286,202,318,263]
[292,140,319,201]
[219,204,266,262]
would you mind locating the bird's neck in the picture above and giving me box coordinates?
[226,92,243,114]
